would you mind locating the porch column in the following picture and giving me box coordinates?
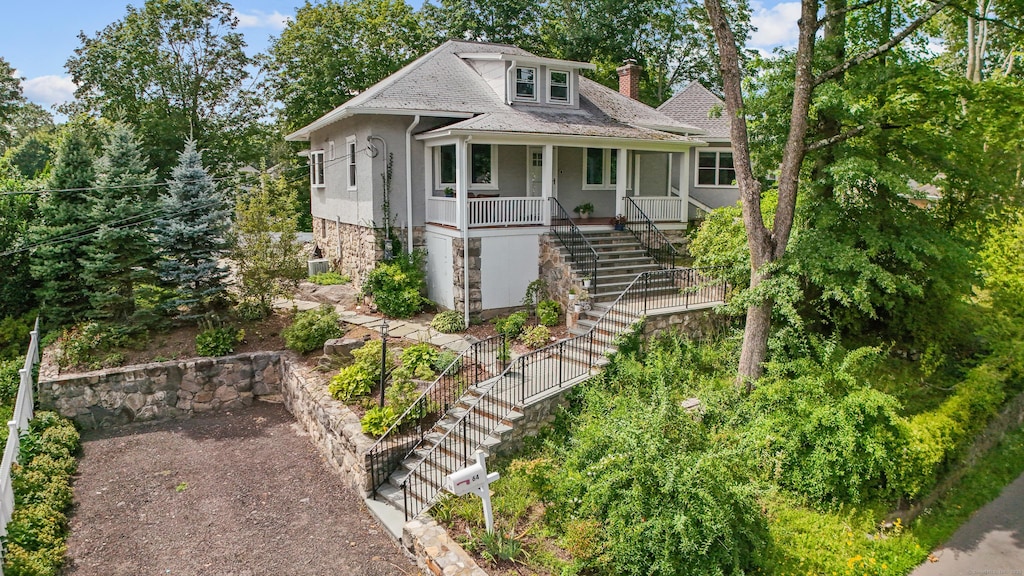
[542,144,554,225]
[457,138,470,326]
[678,149,691,223]
[615,147,627,215]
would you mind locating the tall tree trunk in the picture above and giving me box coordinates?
[705,0,819,385]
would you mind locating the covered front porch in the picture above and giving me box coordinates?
[418,134,696,229]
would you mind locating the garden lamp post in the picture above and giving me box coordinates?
[379,319,389,408]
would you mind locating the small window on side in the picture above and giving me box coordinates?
[310,150,325,188]
[549,70,569,103]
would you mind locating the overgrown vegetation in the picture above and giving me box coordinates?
[361,250,427,318]
[308,271,351,286]
[282,304,344,354]
[1,411,80,576]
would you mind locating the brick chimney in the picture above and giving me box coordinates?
[617,59,641,100]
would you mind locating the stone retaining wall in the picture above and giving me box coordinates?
[643,307,729,340]
[38,352,284,430]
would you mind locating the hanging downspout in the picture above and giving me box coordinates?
[405,115,420,254]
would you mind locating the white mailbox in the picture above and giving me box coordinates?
[445,450,501,533]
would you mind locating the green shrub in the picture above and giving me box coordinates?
[520,325,551,349]
[401,343,439,379]
[308,271,351,285]
[384,368,429,421]
[234,298,271,321]
[0,311,36,360]
[477,530,524,564]
[55,322,135,369]
[282,304,344,354]
[431,310,466,333]
[432,350,462,373]
[361,405,397,437]
[361,251,427,318]
[0,358,21,405]
[328,340,396,401]
[494,311,528,339]
[195,326,243,357]
[536,300,562,327]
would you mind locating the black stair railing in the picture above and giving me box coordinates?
[550,198,599,290]
[366,334,506,496]
[396,266,728,520]
[623,197,682,269]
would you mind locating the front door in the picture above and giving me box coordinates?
[527,146,544,197]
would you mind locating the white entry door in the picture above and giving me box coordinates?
[527,146,544,197]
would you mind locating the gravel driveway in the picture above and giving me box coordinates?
[63,401,421,576]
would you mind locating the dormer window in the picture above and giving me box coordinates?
[515,67,537,100]
[549,70,569,103]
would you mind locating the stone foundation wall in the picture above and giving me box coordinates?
[538,234,577,310]
[279,357,377,498]
[452,238,482,317]
[313,217,383,289]
[37,353,283,430]
[643,308,729,340]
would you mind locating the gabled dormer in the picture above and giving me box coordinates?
[457,51,596,110]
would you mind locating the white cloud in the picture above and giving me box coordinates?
[22,75,76,108]
[234,9,291,31]
[749,1,801,53]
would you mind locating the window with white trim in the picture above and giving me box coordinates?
[309,150,325,188]
[697,151,736,186]
[346,136,357,189]
[583,148,630,189]
[470,144,497,188]
[515,67,537,101]
[548,70,569,103]
[436,144,456,188]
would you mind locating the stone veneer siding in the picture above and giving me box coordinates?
[312,217,382,289]
[642,308,729,340]
[452,237,482,317]
[538,234,578,310]
[37,352,284,430]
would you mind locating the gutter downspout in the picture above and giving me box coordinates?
[405,115,421,254]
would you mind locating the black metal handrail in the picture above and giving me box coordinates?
[550,198,599,290]
[397,267,728,519]
[624,197,682,269]
[366,334,506,496]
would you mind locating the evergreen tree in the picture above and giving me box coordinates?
[0,162,38,319]
[29,129,96,324]
[154,141,231,320]
[231,174,305,317]
[81,124,158,322]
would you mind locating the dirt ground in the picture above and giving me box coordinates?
[62,401,421,576]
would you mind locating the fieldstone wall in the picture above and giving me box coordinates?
[452,238,482,316]
[279,357,377,498]
[404,519,488,576]
[313,217,383,289]
[643,307,729,340]
[37,352,284,430]
[539,234,577,310]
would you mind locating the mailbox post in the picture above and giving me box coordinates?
[444,450,500,533]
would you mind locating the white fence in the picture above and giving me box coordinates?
[631,196,685,222]
[427,196,547,228]
[0,317,41,557]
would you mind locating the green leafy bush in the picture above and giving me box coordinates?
[401,343,439,380]
[195,326,243,357]
[0,358,21,405]
[328,340,396,401]
[361,405,397,437]
[519,325,551,349]
[494,311,528,340]
[430,310,466,333]
[361,250,427,318]
[282,304,344,354]
[308,271,351,285]
[54,322,134,370]
[234,298,271,321]
[432,350,462,373]
[0,311,36,360]
[384,368,428,421]
[536,300,562,327]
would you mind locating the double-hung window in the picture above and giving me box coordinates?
[435,143,498,190]
[583,148,629,189]
[437,144,456,188]
[697,151,736,186]
[309,150,325,188]
[548,70,569,103]
[515,67,537,101]
[346,136,357,189]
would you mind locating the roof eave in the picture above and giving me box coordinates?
[286,108,476,141]
[457,52,597,70]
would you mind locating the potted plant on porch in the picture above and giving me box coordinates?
[573,202,594,220]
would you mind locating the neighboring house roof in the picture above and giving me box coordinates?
[287,40,704,146]
[657,82,731,141]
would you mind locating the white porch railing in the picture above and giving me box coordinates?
[0,317,40,555]
[427,196,547,228]
[426,197,458,227]
[630,196,684,222]
[469,197,545,227]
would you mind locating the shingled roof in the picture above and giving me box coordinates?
[657,82,732,141]
[287,40,704,145]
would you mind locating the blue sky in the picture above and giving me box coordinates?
[0,0,798,114]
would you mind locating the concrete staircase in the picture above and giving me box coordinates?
[558,229,680,304]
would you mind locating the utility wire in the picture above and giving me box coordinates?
[0,174,249,196]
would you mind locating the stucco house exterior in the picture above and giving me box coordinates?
[286,40,739,319]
